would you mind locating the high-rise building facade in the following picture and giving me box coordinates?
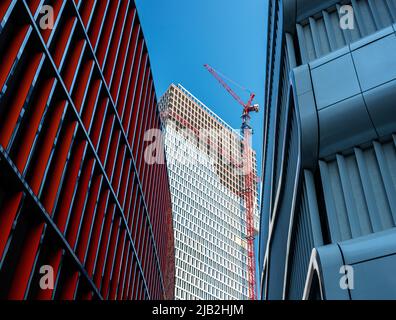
[261,0,396,300]
[159,84,259,300]
[0,1,174,300]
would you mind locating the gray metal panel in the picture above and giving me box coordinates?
[315,244,350,300]
[311,53,360,109]
[295,26,396,157]
[318,94,377,157]
[340,227,396,263]
[351,255,396,299]
[263,0,396,300]
[296,0,396,62]
[313,228,396,299]
[363,79,396,136]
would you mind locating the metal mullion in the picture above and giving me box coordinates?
[72,52,96,114]
[131,72,151,163]
[68,156,98,253]
[92,0,111,52]
[54,137,91,234]
[91,98,110,150]
[23,0,165,295]
[71,2,157,241]
[101,216,123,298]
[25,0,45,17]
[33,97,69,195]
[124,253,136,299]
[0,28,40,146]
[23,78,60,177]
[107,129,123,184]
[152,151,163,234]
[80,173,105,266]
[141,211,155,282]
[137,216,149,276]
[139,104,155,194]
[24,221,52,299]
[109,225,128,299]
[91,201,115,286]
[0,189,26,271]
[114,148,129,201]
[110,140,125,192]
[117,34,144,120]
[101,0,122,70]
[77,0,99,31]
[126,54,148,138]
[88,188,111,277]
[127,181,139,234]
[145,248,155,296]
[45,1,67,48]
[46,123,83,217]
[96,101,114,159]
[156,171,166,256]
[68,41,89,96]
[108,1,135,88]
[7,53,47,155]
[97,205,118,293]
[119,157,133,210]
[142,92,158,186]
[85,80,104,134]
[114,23,140,109]
[122,247,135,299]
[120,39,144,127]
[146,161,158,236]
[52,251,67,299]
[129,258,141,300]
[56,13,80,73]
[141,221,153,285]
[132,199,144,245]
[101,117,118,171]
[132,73,152,167]
[125,174,138,229]
[116,241,131,299]
[0,9,32,93]
[144,145,157,216]
[0,1,18,28]
[37,110,80,210]
[138,84,155,180]
[0,145,103,299]
[104,217,124,299]
[13,70,57,177]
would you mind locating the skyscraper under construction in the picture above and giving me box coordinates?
[159,84,259,300]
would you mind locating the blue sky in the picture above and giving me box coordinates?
[135,0,268,176]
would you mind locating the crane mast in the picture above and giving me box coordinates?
[204,64,258,300]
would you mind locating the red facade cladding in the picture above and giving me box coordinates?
[0,0,175,300]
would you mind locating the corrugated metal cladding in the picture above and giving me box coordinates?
[0,1,174,300]
[297,0,396,63]
[319,138,396,242]
[286,178,315,300]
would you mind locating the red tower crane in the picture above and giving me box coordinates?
[204,64,258,300]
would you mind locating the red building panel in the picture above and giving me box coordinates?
[0,0,174,300]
